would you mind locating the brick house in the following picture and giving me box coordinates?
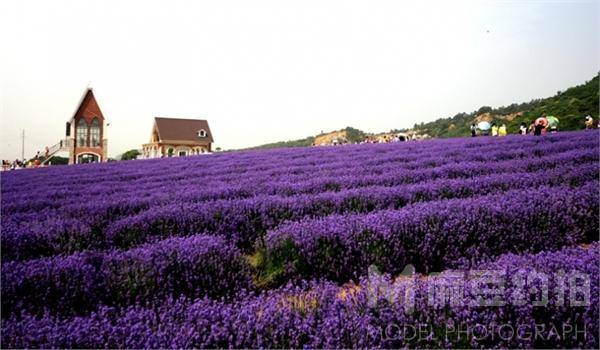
[142,117,214,158]
[42,88,108,164]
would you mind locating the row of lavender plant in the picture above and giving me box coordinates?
[2,133,596,210]
[1,234,252,318]
[260,183,599,284]
[1,131,597,347]
[2,132,585,189]
[2,133,596,261]
[2,244,597,349]
[3,161,596,262]
[3,145,596,217]
[3,145,594,242]
[2,181,596,318]
[3,145,594,253]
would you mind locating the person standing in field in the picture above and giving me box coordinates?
[534,122,544,136]
[519,122,527,135]
[470,124,477,137]
[498,124,507,136]
[585,115,594,129]
[491,123,498,136]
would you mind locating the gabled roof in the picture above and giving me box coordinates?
[69,88,104,122]
[154,117,214,143]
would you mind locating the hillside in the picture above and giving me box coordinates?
[249,74,599,148]
[412,74,599,138]
[248,127,366,149]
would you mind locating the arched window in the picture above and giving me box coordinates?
[197,129,207,138]
[76,119,88,147]
[90,118,101,147]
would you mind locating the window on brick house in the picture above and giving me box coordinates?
[77,119,88,147]
[90,118,101,147]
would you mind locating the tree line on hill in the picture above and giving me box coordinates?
[250,74,599,149]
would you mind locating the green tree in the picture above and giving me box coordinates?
[344,127,367,143]
[121,149,141,161]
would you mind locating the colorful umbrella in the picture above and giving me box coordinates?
[477,121,491,131]
[546,116,559,128]
[535,117,548,127]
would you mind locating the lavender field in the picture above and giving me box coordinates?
[1,131,599,348]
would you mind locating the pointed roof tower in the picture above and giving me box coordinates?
[70,88,105,124]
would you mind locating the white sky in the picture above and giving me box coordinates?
[0,0,598,159]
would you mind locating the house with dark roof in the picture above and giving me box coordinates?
[142,117,214,158]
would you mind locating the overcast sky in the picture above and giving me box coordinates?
[0,0,598,159]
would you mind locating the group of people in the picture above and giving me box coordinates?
[470,123,508,137]
[471,114,596,138]
[35,146,50,159]
[491,123,508,137]
[1,159,29,171]
[361,134,415,144]
[525,120,553,136]
[471,121,547,137]
[1,147,51,171]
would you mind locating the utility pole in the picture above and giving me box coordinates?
[21,129,25,161]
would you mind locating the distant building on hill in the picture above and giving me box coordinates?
[141,117,214,158]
